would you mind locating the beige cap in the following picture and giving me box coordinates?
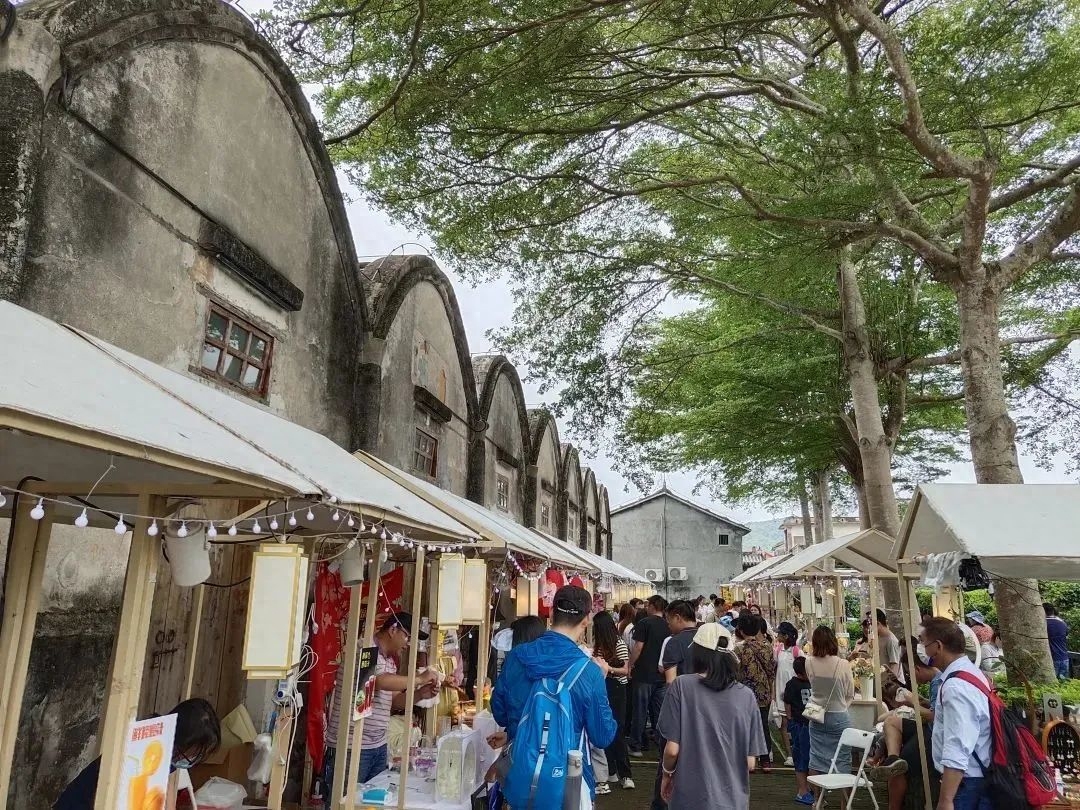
[693,622,735,652]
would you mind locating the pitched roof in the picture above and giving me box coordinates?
[610,486,751,532]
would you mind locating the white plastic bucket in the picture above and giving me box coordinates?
[165,532,211,587]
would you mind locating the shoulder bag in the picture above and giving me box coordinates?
[802,659,842,724]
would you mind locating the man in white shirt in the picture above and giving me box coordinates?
[877,609,903,680]
[921,617,992,810]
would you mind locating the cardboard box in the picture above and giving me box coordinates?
[190,742,252,791]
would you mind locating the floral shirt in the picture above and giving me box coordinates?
[738,638,777,707]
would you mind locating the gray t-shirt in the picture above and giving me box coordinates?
[657,676,767,810]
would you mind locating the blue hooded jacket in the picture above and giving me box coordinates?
[492,631,617,797]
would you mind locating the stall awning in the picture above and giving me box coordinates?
[0,302,476,543]
[731,552,791,584]
[895,483,1080,580]
[354,452,591,568]
[763,529,898,579]
[530,530,649,582]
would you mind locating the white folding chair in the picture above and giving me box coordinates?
[808,727,879,810]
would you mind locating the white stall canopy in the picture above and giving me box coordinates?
[764,529,898,579]
[895,483,1080,581]
[0,302,477,544]
[731,552,791,584]
[531,530,649,583]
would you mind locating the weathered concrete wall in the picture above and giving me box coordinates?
[477,362,529,522]
[374,280,471,494]
[611,494,746,601]
[583,470,601,557]
[561,446,584,547]
[528,411,562,534]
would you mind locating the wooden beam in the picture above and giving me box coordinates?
[331,570,365,810]
[868,576,883,708]
[397,547,426,810]
[897,566,934,810]
[476,581,491,709]
[17,480,284,499]
[0,500,53,802]
[184,585,205,700]
[344,539,386,808]
[267,704,294,810]
[94,494,166,810]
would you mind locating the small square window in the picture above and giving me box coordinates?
[496,474,510,512]
[568,514,577,539]
[413,428,438,478]
[540,502,552,530]
[719,533,730,547]
[199,302,273,396]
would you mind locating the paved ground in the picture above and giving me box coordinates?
[596,760,883,810]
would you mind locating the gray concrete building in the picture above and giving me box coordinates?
[611,488,749,601]
[0,1,613,804]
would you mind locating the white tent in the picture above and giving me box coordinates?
[530,529,649,583]
[731,552,791,584]
[764,529,898,579]
[895,483,1080,580]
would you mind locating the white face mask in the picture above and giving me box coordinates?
[173,757,196,770]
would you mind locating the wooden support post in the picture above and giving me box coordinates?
[331,573,366,810]
[267,704,294,810]
[425,629,443,741]
[868,576,883,708]
[343,540,385,809]
[898,566,934,810]
[95,494,167,810]
[476,574,491,709]
[0,499,53,803]
[397,547,426,810]
[183,584,205,700]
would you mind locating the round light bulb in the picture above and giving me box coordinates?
[74,509,89,528]
[359,518,366,531]
[228,524,238,536]
[114,516,126,535]
[0,492,6,509]
[288,513,298,527]
[148,519,159,537]
[347,515,355,528]
[207,522,218,538]
[30,499,45,520]
[332,509,340,522]
[177,521,188,538]
[270,517,279,531]
[380,527,387,540]
[306,508,315,522]
[380,548,389,564]
[252,519,262,533]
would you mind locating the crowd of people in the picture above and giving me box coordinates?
[487,590,1065,810]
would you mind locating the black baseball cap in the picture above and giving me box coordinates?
[383,611,429,641]
[553,585,592,618]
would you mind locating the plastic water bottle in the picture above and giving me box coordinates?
[563,750,583,810]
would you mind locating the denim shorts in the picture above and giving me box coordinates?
[788,720,811,773]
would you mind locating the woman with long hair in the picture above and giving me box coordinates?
[656,624,767,809]
[617,603,636,647]
[804,626,855,789]
[592,610,635,791]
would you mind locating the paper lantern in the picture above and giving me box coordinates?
[773,588,789,612]
[799,586,815,617]
[515,574,542,617]
[598,574,613,594]
[428,553,466,628]
[461,559,488,623]
[243,543,310,678]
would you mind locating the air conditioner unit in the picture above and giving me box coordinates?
[667,567,688,581]
[645,568,665,582]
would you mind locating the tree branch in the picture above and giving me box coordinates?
[996,179,1080,286]
[903,331,1080,370]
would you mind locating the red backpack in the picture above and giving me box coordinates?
[947,671,1057,810]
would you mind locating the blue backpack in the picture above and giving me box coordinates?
[503,658,591,810]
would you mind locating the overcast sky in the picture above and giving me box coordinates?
[241,0,1076,525]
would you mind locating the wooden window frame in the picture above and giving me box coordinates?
[413,428,439,478]
[198,301,274,397]
[719,532,730,547]
[540,502,552,530]
[495,474,510,512]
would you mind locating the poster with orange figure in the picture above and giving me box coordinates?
[120,714,176,810]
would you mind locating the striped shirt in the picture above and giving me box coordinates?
[598,639,630,685]
[325,649,397,750]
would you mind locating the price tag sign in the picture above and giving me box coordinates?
[1045,692,1064,721]
[120,714,176,810]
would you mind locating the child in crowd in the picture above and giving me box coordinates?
[783,656,814,805]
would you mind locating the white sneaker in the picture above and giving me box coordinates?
[784,757,794,767]
[622,777,636,790]
[596,783,612,795]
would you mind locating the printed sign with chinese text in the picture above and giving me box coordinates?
[120,714,176,810]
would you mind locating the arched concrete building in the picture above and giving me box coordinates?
[527,408,563,534]
[474,354,531,522]
[0,2,614,805]
[583,469,602,557]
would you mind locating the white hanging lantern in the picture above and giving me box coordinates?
[461,559,488,623]
[428,553,466,628]
[243,543,310,678]
[339,543,366,588]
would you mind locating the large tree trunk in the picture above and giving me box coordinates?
[810,471,826,546]
[799,481,815,548]
[955,280,1055,683]
[838,251,903,626]
[855,484,871,530]
[818,470,834,541]
[837,252,901,537]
